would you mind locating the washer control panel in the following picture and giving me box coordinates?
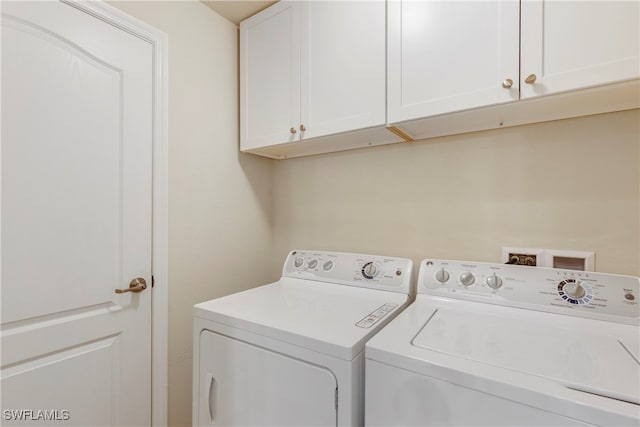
[284,250,413,294]
[419,259,639,324]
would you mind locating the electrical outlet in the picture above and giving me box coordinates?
[501,247,546,267]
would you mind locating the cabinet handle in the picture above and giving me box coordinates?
[524,74,537,85]
[208,374,216,423]
[501,79,513,89]
[289,127,297,134]
[299,124,306,132]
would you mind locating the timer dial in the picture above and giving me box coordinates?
[557,278,593,305]
[362,262,379,279]
[563,280,586,299]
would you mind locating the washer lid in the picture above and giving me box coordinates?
[412,308,640,405]
[194,277,409,361]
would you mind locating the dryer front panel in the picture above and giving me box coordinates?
[197,330,337,426]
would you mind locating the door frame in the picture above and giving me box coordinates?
[59,1,169,425]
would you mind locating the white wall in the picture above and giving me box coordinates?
[109,2,274,425]
[273,110,640,277]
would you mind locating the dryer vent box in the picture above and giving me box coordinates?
[545,249,595,271]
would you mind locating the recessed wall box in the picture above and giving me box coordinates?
[545,249,595,271]
[501,247,546,267]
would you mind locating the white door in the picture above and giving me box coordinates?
[300,0,386,140]
[240,1,301,151]
[387,0,519,123]
[521,0,640,99]
[1,1,152,426]
[198,331,337,426]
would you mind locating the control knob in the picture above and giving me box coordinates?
[485,273,503,290]
[459,271,475,286]
[322,260,334,271]
[563,280,586,299]
[362,262,378,279]
[435,268,450,283]
[293,257,304,268]
[307,259,319,269]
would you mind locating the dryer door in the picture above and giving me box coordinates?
[198,330,337,426]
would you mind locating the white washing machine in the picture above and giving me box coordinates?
[366,259,640,426]
[193,250,413,426]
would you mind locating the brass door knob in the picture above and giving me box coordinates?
[502,78,513,89]
[299,124,306,132]
[290,127,297,134]
[524,74,537,84]
[115,278,147,294]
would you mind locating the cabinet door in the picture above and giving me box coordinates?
[240,1,301,151]
[387,1,519,123]
[300,0,386,140]
[521,1,640,99]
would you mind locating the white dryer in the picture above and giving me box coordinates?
[366,259,639,426]
[193,250,413,426]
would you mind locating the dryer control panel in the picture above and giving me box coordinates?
[283,250,413,295]
[419,259,639,325]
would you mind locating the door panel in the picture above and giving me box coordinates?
[1,1,152,425]
[2,13,122,322]
[198,330,337,426]
[2,337,117,426]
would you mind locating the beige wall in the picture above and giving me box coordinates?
[109,2,274,425]
[273,110,640,277]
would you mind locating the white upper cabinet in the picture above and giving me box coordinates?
[241,1,638,158]
[520,0,640,99]
[301,1,386,140]
[240,2,300,151]
[241,0,387,154]
[389,0,640,124]
[387,1,519,123]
